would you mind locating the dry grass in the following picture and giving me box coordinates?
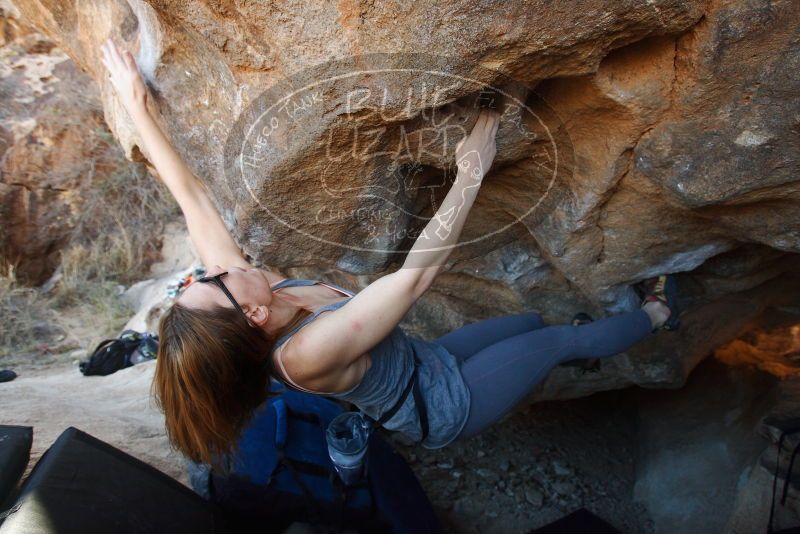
[0,126,180,365]
[62,129,179,284]
[0,265,65,364]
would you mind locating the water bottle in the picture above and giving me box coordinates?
[326,411,371,486]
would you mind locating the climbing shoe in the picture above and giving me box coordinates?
[560,313,601,374]
[636,274,681,332]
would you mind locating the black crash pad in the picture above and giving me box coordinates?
[531,508,622,533]
[0,427,227,534]
[0,426,32,508]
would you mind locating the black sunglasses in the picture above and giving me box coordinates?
[196,271,252,324]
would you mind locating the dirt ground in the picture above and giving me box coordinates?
[388,388,653,533]
[1,356,651,533]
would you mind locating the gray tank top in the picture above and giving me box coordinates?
[269,278,471,449]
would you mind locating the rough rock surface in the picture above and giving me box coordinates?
[9,0,800,400]
[0,0,149,285]
[121,220,200,332]
[633,357,778,533]
[728,374,800,534]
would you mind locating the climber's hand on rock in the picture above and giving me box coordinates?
[100,37,149,114]
[455,109,500,181]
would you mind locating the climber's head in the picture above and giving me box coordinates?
[151,265,305,469]
[177,265,275,326]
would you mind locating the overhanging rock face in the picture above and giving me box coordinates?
[13,0,800,397]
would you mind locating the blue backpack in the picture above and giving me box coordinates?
[188,380,442,533]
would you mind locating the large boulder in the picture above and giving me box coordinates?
[0,0,99,284]
[10,0,800,396]
[0,0,168,285]
[619,306,800,533]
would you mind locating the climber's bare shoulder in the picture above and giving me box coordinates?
[277,339,371,393]
[278,269,418,381]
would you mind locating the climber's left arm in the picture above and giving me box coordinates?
[280,110,500,381]
[401,109,500,296]
[100,38,251,270]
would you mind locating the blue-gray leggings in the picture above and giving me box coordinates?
[434,309,653,440]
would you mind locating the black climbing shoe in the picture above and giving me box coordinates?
[560,313,601,374]
[0,369,17,383]
[636,274,682,332]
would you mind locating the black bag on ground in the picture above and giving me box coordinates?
[0,426,32,513]
[79,330,158,376]
[0,427,227,534]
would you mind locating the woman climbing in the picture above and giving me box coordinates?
[101,38,679,467]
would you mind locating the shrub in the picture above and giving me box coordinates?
[1,125,180,361]
[0,265,64,362]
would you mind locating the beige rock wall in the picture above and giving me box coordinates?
[0,0,152,284]
[9,0,800,397]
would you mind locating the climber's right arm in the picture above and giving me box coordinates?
[101,38,251,270]
[128,105,251,270]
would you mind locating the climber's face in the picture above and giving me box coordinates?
[177,265,274,325]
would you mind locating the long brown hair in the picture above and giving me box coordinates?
[151,302,311,470]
